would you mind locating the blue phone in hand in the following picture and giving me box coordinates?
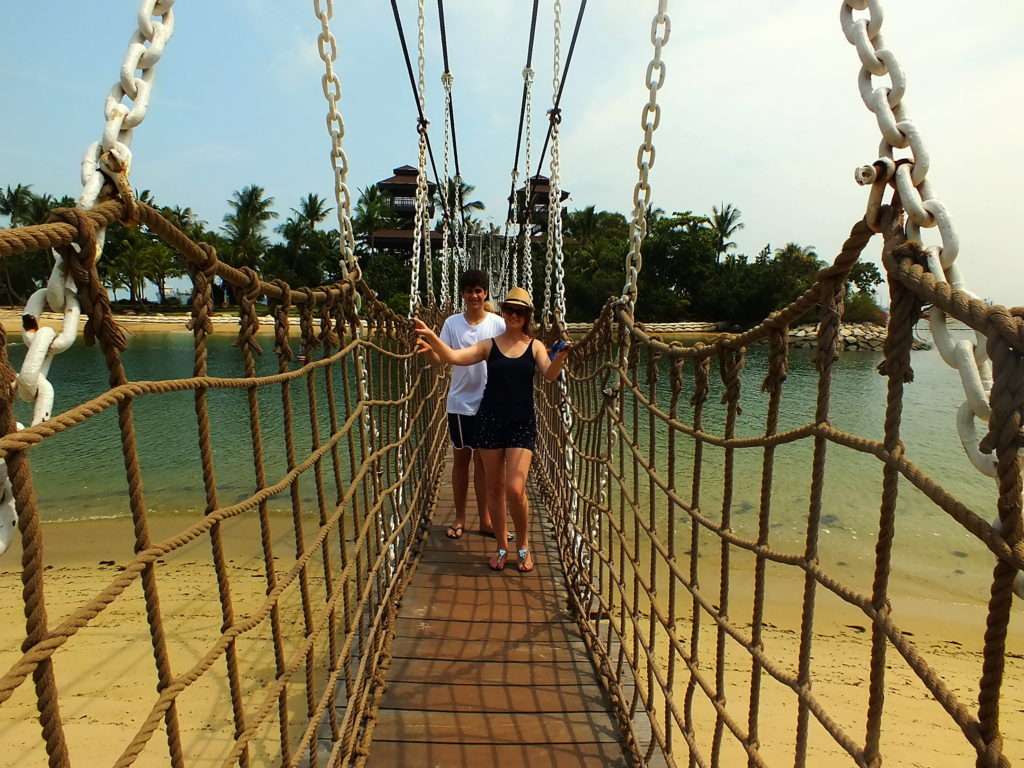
[549,339,569,356]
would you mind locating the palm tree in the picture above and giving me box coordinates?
[567,205,600,241]
[353,185,395,254]
[222,185,277,269]
[0,184,34,226]
[711,202,744,263]
[436,178,485,227]
[0,185,42,303]
[291,193,332,233]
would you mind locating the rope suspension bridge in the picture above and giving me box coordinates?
[0,2,1021,767]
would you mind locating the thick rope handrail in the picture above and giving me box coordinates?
[535,195,1021,765]
[0,379,430,708]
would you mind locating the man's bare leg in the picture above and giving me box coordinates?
[447,446,472,538]
[472,449,492,534]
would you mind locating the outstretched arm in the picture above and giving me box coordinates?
[414,319,490,366]
[535,338,572,382]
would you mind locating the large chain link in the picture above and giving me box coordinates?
[313,0,359,284]
[409,0,431,315]
[544,2,567,331]
[621,1,670,310]
[439,73,454,308]
[521,66,535,294]
[841,1,994,480]
[16,0,176,435]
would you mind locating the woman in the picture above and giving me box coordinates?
[414,287,570,572]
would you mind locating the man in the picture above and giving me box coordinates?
[429,270,505,539]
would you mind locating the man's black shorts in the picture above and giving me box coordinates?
[447,413,479,450]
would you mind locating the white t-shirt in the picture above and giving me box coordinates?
[440,312,506,415]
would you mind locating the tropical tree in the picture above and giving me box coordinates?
[0,184,34,226]
[436,178,484,228]
[0,185,51,303]
[221,185,277,270]
[710,202,744,263]
[353,185,395,254]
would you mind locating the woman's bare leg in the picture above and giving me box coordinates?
[478,449,508,550]
[505,448,534,565]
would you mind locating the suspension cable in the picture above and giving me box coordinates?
[389,0,455,232]
[504,0,541,225]
[534,0,588,178]
[436,0,461,180]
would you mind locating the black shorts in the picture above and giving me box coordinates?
[474,412,537,452]
[447,413,479,450]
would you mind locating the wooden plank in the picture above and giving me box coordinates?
[398,598,572,623]
[418,547,557,565]
[392,617,581,644]
[410,570,569,592]
[371,710,622,744]
[400,585,568,611]
[387,658,601,687]
[412,560,565,578]
[361,463,630,766]
[366,741,629,768]
[388,637,590,663]
[377,681,611,713]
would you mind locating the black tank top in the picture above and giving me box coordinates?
[477,338,537,423]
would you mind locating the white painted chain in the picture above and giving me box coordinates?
[0,420,22,557]
[313,0,359,284]
[415,3,432,307]
[547,1,567,331]
[840,1,1022,597]
[506,167,520,293]
[439,72,454,308]
[14,0,175,435]
[4,1,175,559]
[409,0,431,315]
[622,1,670,310]
[522,67,535,293]
[841,1,994,478]
[542,1,561,327]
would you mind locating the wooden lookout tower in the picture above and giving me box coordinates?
[514,173,570,238]
[371,164,443,254]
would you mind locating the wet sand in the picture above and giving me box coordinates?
[1,512,1021,766]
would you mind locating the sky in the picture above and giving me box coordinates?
[1,1,1022,307]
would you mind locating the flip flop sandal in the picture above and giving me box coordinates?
[446,523,465,539]
[517,547,535,573]
[488,548,508,571]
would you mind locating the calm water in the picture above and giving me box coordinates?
[5,326,1003,603]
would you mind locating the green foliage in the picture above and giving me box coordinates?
[0,180,887,328]
[849,261,883,295]
[844,291,886,324]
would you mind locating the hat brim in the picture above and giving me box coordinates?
[499,301,533,312]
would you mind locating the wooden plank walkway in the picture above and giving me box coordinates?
[362,482,631,767]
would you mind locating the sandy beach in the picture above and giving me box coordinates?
[0,308,273,338]
[1,509,1021,767]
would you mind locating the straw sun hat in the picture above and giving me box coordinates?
[499,287,534,311]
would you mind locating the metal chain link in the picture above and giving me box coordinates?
[547,2,567,331]
[438,74,453,308]
[621,1,670,310]
[409,0,431,315]
[841,1,994,481]
[313,0,359,285]
[15,0,176,438]
[542,1,561,327]
[521,65,535,294]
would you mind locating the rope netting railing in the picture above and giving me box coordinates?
[534,206,1024,767]
[0,200,448,767]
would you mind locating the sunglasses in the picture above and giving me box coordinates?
[501,305,529,318]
